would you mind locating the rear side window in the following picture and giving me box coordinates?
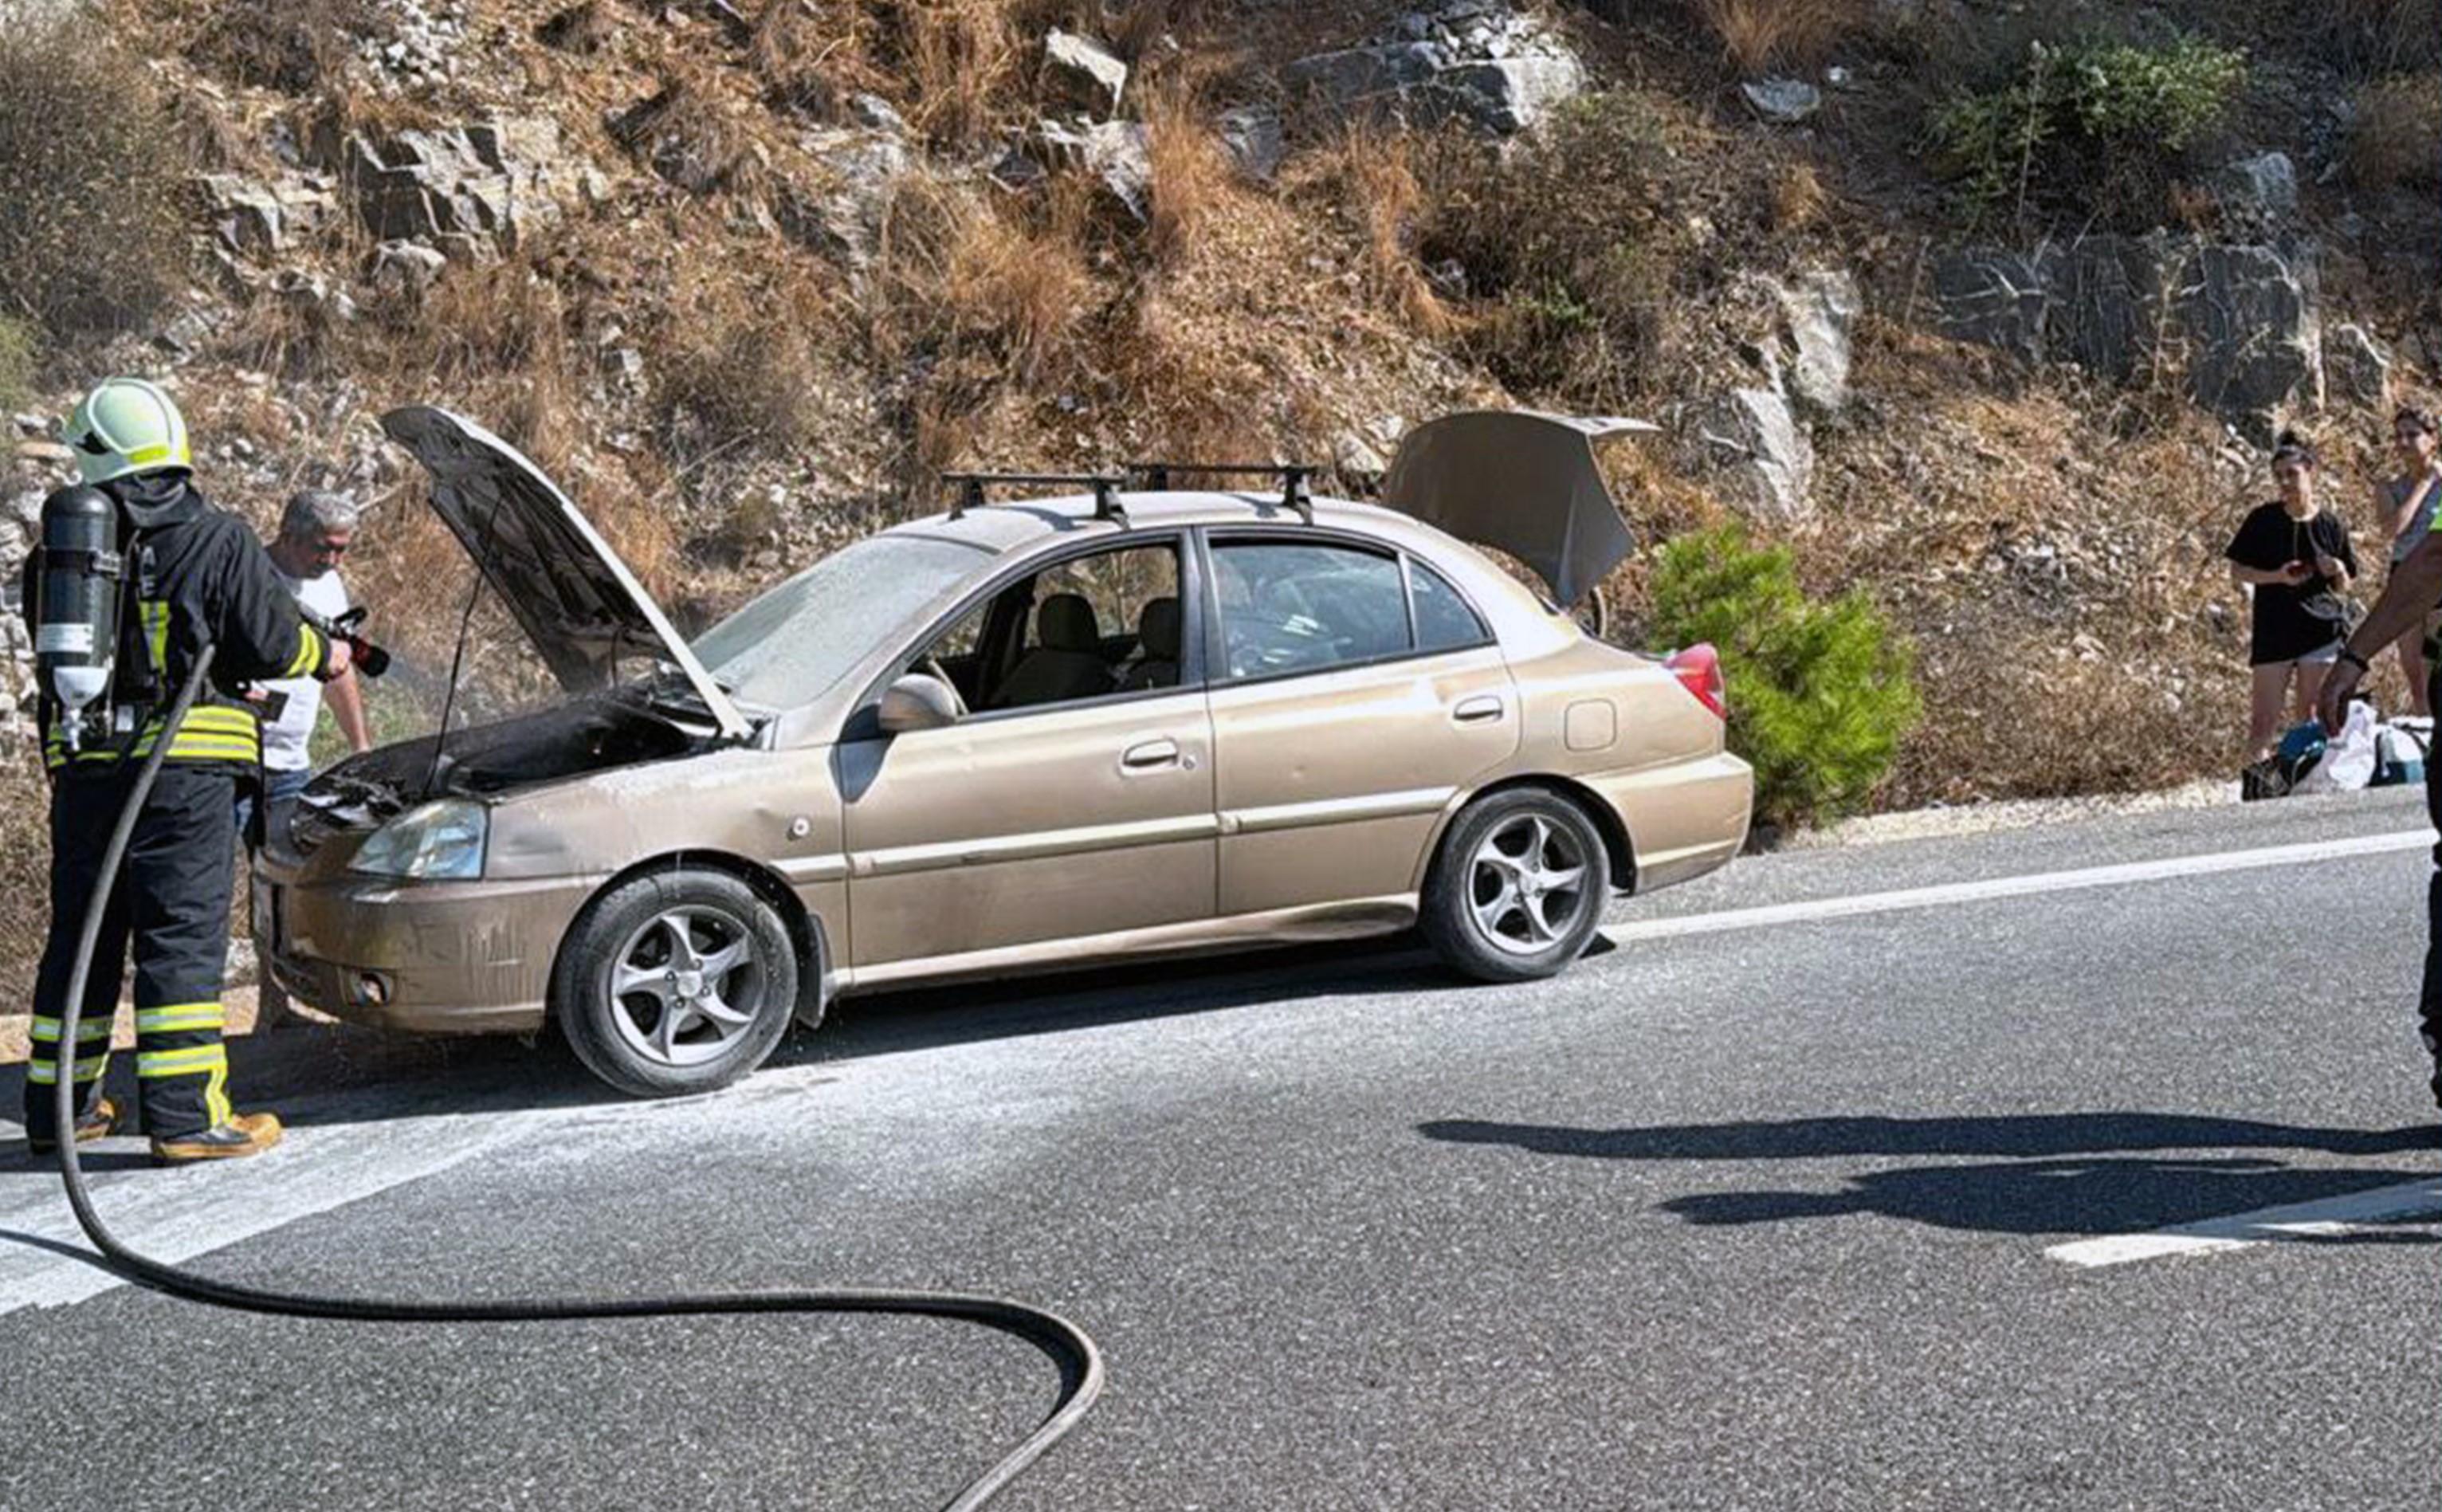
[1408,559,1491,654]
[1212,541,1411,680]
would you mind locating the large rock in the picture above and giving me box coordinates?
[348,117,567,257]
[1741,78,1822,124]
[1689,386,1814,522]
[2212,151,2299,226]
[2324,322,2392,406]
[1930,247,2052,364]
[197,174,336,256]
[1042,29,1128,119]
[775,128,913,268]
[1774,270,1859,418]
[1038,120,1152,223]
[1933,234,2324,435]
[1285,1,1584,135]
[1217,104,1286,182]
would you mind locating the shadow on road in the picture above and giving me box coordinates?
[1420,1113,2442,1241]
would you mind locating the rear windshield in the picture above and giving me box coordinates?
[693,532,992,708]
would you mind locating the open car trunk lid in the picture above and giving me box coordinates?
[380,406,749,741]
[1380,410,1655,610]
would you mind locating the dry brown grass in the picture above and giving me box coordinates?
[0,21,189,340]
[943,190,1098,387]
[2315,0,2442,73]
[651,273,839,462]
[901,0,1027,147]
[2348,73,2442,190]
[0,748,51,1011]
[182,0,380,96]
[1771,160,1830,233]
[1143,87,1235,266]
[1688,0,1871,73]
[1309,127,1458,338]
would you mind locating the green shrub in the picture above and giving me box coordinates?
[1646,527,1922,829]
[0,315,34,417]
[0,21,190,340]
[1932,33,2248,231]
[1420,94,1702,406]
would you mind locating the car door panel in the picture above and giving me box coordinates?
[1211,645,1517,914]
[836,690,1219,967]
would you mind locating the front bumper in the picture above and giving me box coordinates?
[253,865,596,1035]
[1587,750,1754,893]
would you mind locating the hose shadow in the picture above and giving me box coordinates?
[1421,1113,2442,1242]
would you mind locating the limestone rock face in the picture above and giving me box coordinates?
[347,118,569,259]
[1934,235,2325,437]
[1285,1,1584,136]
[1042,30,1129,120]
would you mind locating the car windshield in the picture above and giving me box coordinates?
[692,532,994,709]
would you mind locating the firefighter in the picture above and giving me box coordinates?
[21,377,351,1164]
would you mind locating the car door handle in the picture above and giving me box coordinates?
[1121,738,1182,771]
[1452,695,1506,725]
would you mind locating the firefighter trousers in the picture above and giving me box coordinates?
[25,764,241,1141]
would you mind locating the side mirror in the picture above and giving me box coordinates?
[878,673,961,734]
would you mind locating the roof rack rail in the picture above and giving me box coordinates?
[1125,462,1315,526]
[940,471,1129,524]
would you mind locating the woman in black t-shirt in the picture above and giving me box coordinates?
[2226,431,2358,760]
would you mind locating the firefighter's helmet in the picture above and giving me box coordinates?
[63,377,191,485]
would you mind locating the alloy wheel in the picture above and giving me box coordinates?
[1466,811,1593,956]
[607,905,766,1067]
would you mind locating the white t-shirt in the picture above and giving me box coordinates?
[261,567,351,772]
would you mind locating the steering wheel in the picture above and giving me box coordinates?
[920,656,969,718]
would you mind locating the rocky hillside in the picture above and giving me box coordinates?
[0,0,2436,987]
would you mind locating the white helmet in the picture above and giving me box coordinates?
[64,377,191,485]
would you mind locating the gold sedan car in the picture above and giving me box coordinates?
[257,408,1751,1095]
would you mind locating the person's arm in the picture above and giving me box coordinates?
[210,522,341,683]
[2316,532,2442,728]
[2314,520,2355,593]
[2232,560,2311,587]
[325,666,372,754]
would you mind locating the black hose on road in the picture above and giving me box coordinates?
[52,645,1103,1512]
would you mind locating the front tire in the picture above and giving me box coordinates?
[552,869,799,1098]
[1420,789,1608,983]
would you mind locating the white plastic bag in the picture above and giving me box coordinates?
[2295,701,2380,794]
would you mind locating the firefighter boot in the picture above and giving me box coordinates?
[26,1096,122,1156]
[150,1111,283,1166]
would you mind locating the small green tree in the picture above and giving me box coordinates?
[1646,527,1922,830]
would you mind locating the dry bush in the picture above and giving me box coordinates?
[0,750,51,1012]
[183,0,382,95]
[0,316,34,415]
[1687,0,1871,73]
[2348,74,2442,190]
[1772,160,1830,233]
[1143,87,1234,265]
[899,0,1027,147]
[1419,94,1727,406]
[0,22,190,340]
[936,187,1097,388]
[610,78,765,197]
[1308,127,1456,338]
[538,0,618,54]
[651,275,838,462]
[2310,0,2442,73]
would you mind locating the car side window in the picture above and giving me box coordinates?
[1409,558,1492,654]
[1212,541,1411,681]
[912,541,1185,713]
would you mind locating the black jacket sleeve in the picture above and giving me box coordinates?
[204,518,329,683]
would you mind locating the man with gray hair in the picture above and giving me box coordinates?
[249,489,373,830]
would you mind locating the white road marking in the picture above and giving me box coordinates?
[1604,829,2435,945]
[2047,1177,2442,1267]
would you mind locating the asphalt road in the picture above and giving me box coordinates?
[2,790,2437,1511]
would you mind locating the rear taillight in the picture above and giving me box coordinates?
[1665,643,1726,721]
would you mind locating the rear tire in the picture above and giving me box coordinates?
[1420,788,1609,984]
[552,869,799,1098]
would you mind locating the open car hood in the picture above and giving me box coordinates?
[380,406,749,741]
[1380,410,1656,609]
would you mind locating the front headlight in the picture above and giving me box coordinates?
[349,799,489,880]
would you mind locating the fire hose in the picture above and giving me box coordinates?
[48,642,1104,1510]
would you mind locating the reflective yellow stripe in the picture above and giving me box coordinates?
[29,1015,115,1042]
[135,1003,225,1033]
[139,600,170,676]
[137,1045,227,1078]
[204,1058,232,1127]
[163,736,260,758]
[28,1054,109,1085]
[286,624,324,678]
[125,442,173,465]
[178,707,259,733]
